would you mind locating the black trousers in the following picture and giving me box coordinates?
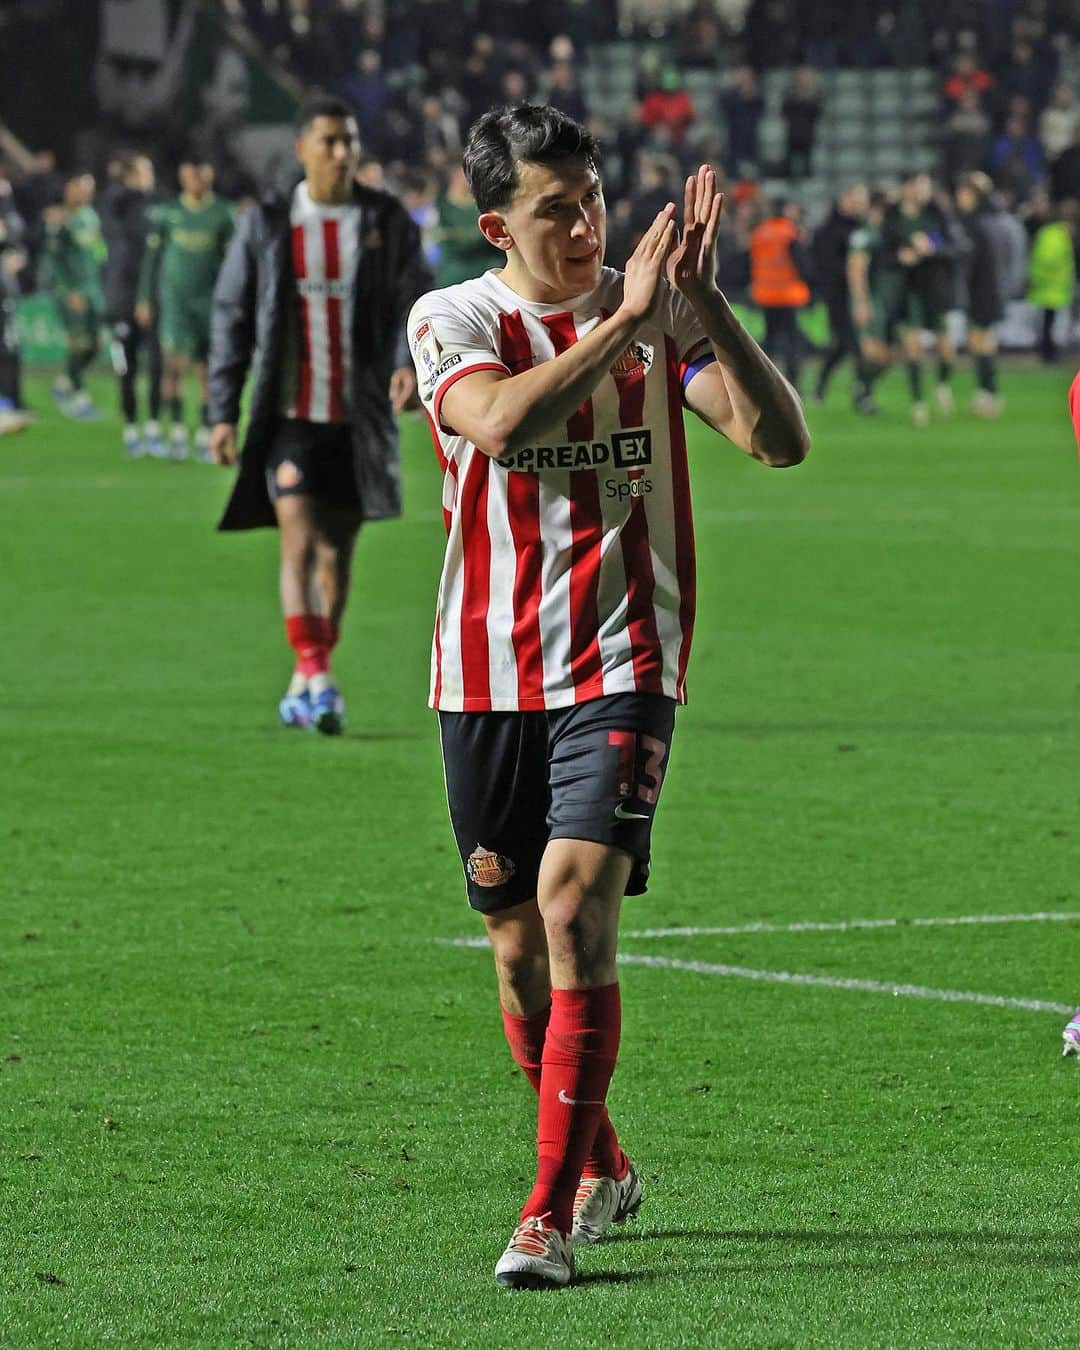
[762,305,802,387]
[110,319,162,424]
[0,298,22,408]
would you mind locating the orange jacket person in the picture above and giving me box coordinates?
[750,201,810,388]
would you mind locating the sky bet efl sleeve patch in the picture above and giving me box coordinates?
[407,298,510,433]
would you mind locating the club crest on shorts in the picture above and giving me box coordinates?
[275,459,302,489]
[610,340,654,383]
[466,844,515,888]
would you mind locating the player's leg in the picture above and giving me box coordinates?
[144,320,165,456]
[274,491,325,729]
[969,326,1002,416]
[57,302,101,418]
[1039,308,1057,363]
[192,299,214,461]
[814,294,849,402]
[930,297,955,415]
[501,696,673,1283]
[306,501,363,734]
[0,298,30,433]
[900,312,927,425]
[193,359,213,461]
[780,306,801,388]
[111,320,142,454]
[167,353,192,459]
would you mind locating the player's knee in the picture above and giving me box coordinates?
[279,523,317,570]
[540,886,609,953]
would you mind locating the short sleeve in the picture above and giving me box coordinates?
[664,282,715,401]
[407,291,509,432]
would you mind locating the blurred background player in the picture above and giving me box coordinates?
[100,152,164,456]
[434,163,497,286]
[138,161,235,461]
[880,173,961,428]
[40,173,105,419]
[749,198,811,390]
[0,171,31,434]
[208,94,431,735]
[812,182,879,412]
[846,189,894,414]
[955,172,1006,418]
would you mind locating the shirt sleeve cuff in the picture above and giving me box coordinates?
[432,361,510,433]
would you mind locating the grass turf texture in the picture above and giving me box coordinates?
[3,364,1079,1348]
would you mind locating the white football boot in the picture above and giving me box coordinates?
[571,1162,643,1245]
[935,383,954,415]
[1063,1011,1080,1058]
[494,1217,574,1289]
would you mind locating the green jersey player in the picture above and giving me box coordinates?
[41,174,106,418]
[137,161,234,458]
[846,189,893,403]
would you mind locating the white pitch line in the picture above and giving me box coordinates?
[621,911,1077,940]
[616,953,1074,1016]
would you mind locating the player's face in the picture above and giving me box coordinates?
[490,157,605,303]
[178,162,204,197]
[296,116,361,201]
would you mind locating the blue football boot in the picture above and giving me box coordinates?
[279,688,312,729]
[311,686,345,736]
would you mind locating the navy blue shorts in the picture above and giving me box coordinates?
[265,418,361,509]
[438,693,677,914]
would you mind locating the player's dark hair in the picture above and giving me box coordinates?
[296,93,357,135]
[463,104,600,212]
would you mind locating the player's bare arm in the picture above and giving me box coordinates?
[668,165,809,468]
[847,249,872,327]
[439,204,677,456]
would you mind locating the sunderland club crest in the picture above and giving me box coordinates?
[466,844,516,888]
[610,340,654,384]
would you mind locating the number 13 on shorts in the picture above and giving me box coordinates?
[608,730,667,808]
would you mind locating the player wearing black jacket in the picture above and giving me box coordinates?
[812,184,877,411]
[99,154,163,455]
[956,173,1005,416]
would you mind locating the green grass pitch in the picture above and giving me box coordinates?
[3,362,1078,1347]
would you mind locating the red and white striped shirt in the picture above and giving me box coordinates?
[282,183,361,423]
[408,267,717,713]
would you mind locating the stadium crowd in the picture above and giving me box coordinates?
[1,0,1079,438]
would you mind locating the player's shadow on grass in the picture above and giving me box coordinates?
[257,727,425,742]
[583,1227,1074,1281]
[607,1227,1076,1247]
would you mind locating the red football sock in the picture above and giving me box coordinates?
[520,983,622,1235]
[285,613,330,678]
[319,615,340,651]
[501,1002,627,1181]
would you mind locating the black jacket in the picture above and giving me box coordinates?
[99,182,155,321]
[210,182,433,531]
[812,206,858,300]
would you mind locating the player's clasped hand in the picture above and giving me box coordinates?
[666,164,724,304]
[619,202,677,323]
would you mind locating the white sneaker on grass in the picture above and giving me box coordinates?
[169,425,189,461]
[911,402,929,428]
[935,383,954,415]
[571,1162,643,1245]
[494,1217,574,1289]
[143,420,167,458]
[1063,1011,1080,1058]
